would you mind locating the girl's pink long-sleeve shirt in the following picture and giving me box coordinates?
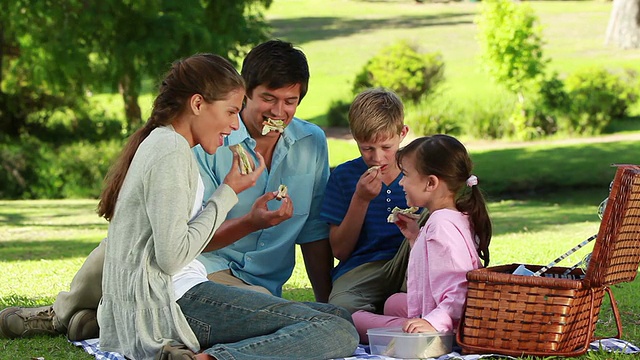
[406,208,481,332]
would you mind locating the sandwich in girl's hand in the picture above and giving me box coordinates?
[261,118,285,135]
[387,206,420,223]
[230,144,253,174]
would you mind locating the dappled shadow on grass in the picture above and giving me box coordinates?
[0,200,105,227]
[489,188,605,236]
[271,14,473,45]
[0,211,26,223]
[472,141,640,197]
[0,239,99,262]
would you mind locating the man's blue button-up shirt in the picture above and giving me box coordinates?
[192,116,330,296]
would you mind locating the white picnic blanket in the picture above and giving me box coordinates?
[72,337,640,360]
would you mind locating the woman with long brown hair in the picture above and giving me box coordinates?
[96,53,358,360]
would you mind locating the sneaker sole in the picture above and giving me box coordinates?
[67,309,99,341]
[0,307,20,338]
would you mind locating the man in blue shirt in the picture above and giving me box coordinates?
[193,39,332,300]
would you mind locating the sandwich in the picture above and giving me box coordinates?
[276,184,288,200]
[387,206,420,223]
[230,144,253,175]
[367,165,382,173]
[261,118,285,135]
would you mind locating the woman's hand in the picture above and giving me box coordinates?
[223,151,266,194]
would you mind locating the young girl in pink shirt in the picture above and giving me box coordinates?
[352,134,492,342]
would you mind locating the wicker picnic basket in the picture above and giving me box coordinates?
[456,165,640,357]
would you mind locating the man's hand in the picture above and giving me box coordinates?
[354,168,382,202]
[403,318,437,334]
[246,190,294,231]
[223,151,266,194]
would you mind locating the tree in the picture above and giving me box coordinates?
[476,0,547,101]
[476,0,549,139]
[0,0,273,135]
[605,0,640,49]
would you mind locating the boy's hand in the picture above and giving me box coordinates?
[223,151,266,194]
[245,191,294,230]
[394,213,420,246]
[403,318,436,334]
[354,167,382,202]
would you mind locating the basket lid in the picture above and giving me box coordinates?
[585,165,640,288]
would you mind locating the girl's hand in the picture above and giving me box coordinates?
[394,213,419,245]
[403,318,437,334]
[223,151,266,194]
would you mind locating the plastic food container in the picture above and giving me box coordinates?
[367,327,453,359]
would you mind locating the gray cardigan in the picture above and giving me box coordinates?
[97,126,238,359]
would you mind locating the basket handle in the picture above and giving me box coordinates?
[594,286,623,340]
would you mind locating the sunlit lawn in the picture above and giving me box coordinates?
[1,186,639,359]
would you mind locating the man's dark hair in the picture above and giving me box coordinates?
[241,39,310,103]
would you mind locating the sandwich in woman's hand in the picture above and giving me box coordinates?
[276,184,288,200]
[261,118,285,135]
[367,165,382,173]
[387,206,420,223]
[230,144,253,175]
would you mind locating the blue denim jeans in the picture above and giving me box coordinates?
[177,281,359,360]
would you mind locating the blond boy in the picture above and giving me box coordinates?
[320,88,415,314]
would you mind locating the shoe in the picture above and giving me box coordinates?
[0,305,65,338]
[67,309,99,341]
[154,344,197,360]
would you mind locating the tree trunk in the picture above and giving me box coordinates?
[118,72,142,131]
[0,23,4,88]
[605,0,640,49]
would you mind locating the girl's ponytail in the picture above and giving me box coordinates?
[457,182,492,267]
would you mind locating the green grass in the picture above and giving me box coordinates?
[1,148,640,358]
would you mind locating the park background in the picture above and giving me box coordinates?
[1,0,640,359]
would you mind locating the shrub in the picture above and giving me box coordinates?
[405,98,462,136]
[55,140,122,198]
[352,40,445,104]
[523,73,570,137]
[463,98,515,140]
[326,98,351,128]
[25,104,124,146]
[0,137,32,199]
[0,137,123,199]
[561,67,639,135]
